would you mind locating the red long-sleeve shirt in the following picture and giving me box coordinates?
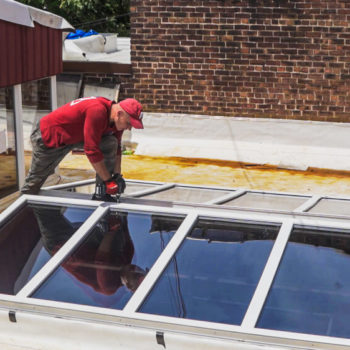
[40,96,123,163]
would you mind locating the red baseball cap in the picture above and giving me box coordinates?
[119,98,144,129]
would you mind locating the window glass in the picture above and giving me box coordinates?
[141,187,231,203]
[139,220,280,325]
[307,198,350,217]
[32,212,184,310]
[222,193,309,211]
[21,78,51,173]
[57,73,82,108]
[0,86,17,198]
[257,226,350,338]
[0,203,93,295]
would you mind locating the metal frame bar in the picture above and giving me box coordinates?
[128,183,175,197]
[206,188,246,205]
[293,195,322,213]
[13,84,26,189]
[123,212,198,313]
[43,178,95,190]
[24,194,101,208]
[0,194,27,223]
[43,179,165,194]
[241,219,294,329]
[50,75,57,111]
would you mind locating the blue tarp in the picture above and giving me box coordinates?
[66,29,99,40]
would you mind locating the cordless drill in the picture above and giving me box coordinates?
[93,173,126,202]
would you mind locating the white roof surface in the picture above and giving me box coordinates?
[0,0,73,29]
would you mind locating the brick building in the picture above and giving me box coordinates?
[117,0,350,122]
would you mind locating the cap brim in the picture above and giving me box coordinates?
[130,117,144,129]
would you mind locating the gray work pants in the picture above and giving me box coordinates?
[21,123,118,194]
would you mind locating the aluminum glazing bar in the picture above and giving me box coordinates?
[43,178,95,190]
[25,194,101,208]
[0,195,27,223]
[123,212,198,313]
[241,219,294,329]
[127,183,175,197]
[205,189,246,205]
[293,195,322,213]
[17,205,109,297]
[13,84,26,189]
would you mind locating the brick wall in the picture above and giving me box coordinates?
[125,0,350,121]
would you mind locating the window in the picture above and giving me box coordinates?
[140,219,280,325]
[257,226,350,338]
[32,211,184,310]
[0,203,94,295]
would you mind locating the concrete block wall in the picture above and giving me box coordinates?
[124,0,350,121]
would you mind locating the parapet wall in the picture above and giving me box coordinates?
[125,0,350,122]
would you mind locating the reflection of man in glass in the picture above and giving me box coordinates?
[33,207,146,295]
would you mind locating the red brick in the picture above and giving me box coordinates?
[121,0,350,121]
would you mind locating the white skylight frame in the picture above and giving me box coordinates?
[44,179,350,219]
[1,193,350,349]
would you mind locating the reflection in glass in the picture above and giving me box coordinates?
[0,204,93,295]
[140,220,279,325]
[57,74,81,108]
[141,187,231,203]
[0,86,17,198]
[32,212,183,310]
[258,226,350,338]
[223,193,309,211]
[21,78,51,173]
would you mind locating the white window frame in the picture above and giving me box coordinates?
[0,192,350,349]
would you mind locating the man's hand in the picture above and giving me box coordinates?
[112,173,126,194]
[104,179,119,195]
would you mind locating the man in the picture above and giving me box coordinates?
[21,96,143,200]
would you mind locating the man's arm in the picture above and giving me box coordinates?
[114,154,122,174]
[91,160,112,181]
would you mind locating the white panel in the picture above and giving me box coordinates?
[13,84,25,189]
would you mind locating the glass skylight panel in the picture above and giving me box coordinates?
[0,203,94,295]
[307,198,350,217]
[32,211,184,310]
[257,226,350,338]
[139,219,280,325]
[140,186,231,203]
[222,192,309,211]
